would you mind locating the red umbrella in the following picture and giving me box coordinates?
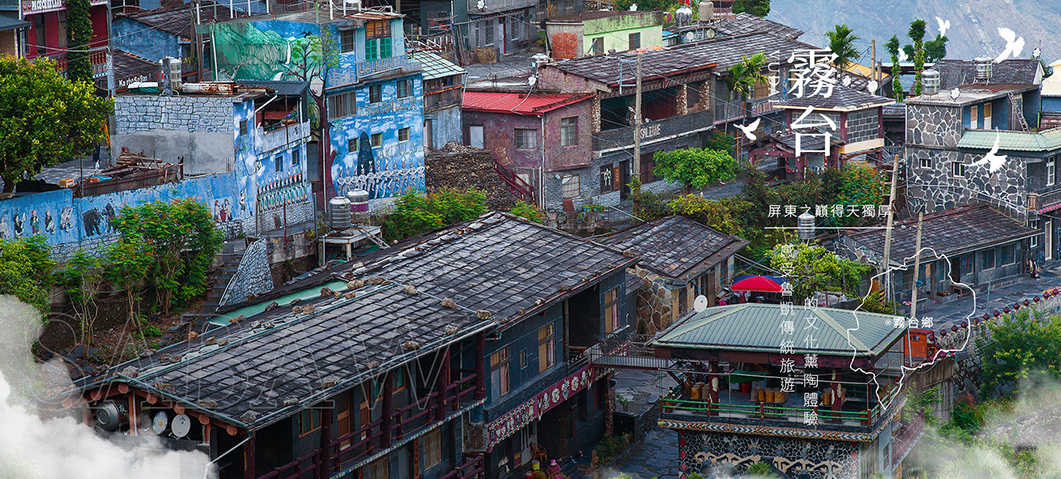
[730,275,784,293]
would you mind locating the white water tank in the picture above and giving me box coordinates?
[698,1,714,20]
[329,196,352,231]
[798,212,816,241]
[346,189,369,223]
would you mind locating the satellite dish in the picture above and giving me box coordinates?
[684,32,695,43]
[693,295,709,312]
[152,411,169,435]
[705,29,716,39]
[171,413,192,438]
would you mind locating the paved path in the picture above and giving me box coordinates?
[914,264,1061,328]
[610,428,681,479]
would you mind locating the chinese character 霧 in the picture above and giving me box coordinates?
[787,49,839,98]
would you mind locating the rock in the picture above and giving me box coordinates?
[303,304,315,314]
[344,291,357,299]
[217,338,229,346]
[347,280,366,290]
[264,301,279,312]
[187,331,199,341]
[441,298,458,309]
[120,366,139,378]
[205,337,217,346]
[321,376,339,388]
[368,276,385,285]
[231,315,246,324]
[364,360,380,369]
[251,321,261,329]
[476,310,492,320]
[444,325,459,335]
[240,411,259,423]
[321,287,335,297]
[402,285,419,295]
[403,340,421,351]
[198,399,218,410]
[282,398,298,407]
[289,298,302,306]
[293,306,304,314]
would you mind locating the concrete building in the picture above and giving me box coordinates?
[410,50,466,149]
[0,0,110,78]
[112,80,314,235]
[544,10,664,59]
[111,1,236,81]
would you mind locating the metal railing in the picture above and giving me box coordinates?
[1030,187,1061,212]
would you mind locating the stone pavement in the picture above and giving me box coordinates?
[913,264,1061,328]
[608,427,681,479]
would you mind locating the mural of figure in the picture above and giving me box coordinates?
[82,204,115,237]
[13,213,25,237]
[44,209,55,234]
[30,210,39,235]
[0,215,8,240]
[356,131,377,199]
[220,199,230,222]
[239,191,247,215]
[60,207,73,232]
[213,200,221,222]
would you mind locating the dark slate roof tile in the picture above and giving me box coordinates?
[934,58,1040,88]
[775,84,893,110]
[600,216,747,279]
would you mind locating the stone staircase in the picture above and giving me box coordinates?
[200,238,249,314]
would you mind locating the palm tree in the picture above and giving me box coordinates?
[825,25,861,70]
[725,52,769,102]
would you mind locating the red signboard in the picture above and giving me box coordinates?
[485,366,593,448]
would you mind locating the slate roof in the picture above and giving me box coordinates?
[123,1,236,39]
[546,49,717,86]
[112,50,160,89]
[957,128,1061,152]
[715,12,803,39]
[600,216,748,280]
[774,84,893,111]
[846,204,1039,264]
[547,10,661,23]
[409,51,465,81]
[234,80,310,96]
[462,91,593,115]
[934,58,1041,88]
[107,283,492,430]
[652,303,905,357]
[882,102,906,118]
[676,32,822,71]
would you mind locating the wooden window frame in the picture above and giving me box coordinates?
[538,324,555,373]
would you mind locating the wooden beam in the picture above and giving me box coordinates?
[437,347,451,419]
[243,433,256,479]
[474,333,486,401]
[321,405,333,474]
[381,372,393,449]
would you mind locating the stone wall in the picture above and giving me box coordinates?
[219,239,275,307]
[846,108,879,143]
[905,102,963,147]
[114,95,234,134]
[425,146,518,210]
[906,147,1028,219]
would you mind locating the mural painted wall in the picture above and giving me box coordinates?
[111,17,182,63]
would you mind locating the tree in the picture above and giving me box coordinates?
[66,0,94,83]
[57,251,105,347]
[825,25,861,69]
[669,195,753,238]
[908,19,927,96]
[725,52,769,102]
[652,148,738,192]
[732,0,769,17]
[0,236,55,316]
[106,235,152,328]
[835,163,885,225]
[769,242,868,301]
[885,35,904,102]
[976,310,1061,397]
[0,57,112,193]
[110,199,223,315]
[925,34,948,62]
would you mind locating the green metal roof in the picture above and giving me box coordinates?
[409,51,466,81]
[652,303,905,357]
[957,128,1061,152]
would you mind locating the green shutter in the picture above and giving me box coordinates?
[366,39,378,61]
[381,36,392,59]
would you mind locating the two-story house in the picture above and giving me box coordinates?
[209,8,425,208]
[544,10,664,59]
[409,50,466,149]
[111,80,314,236]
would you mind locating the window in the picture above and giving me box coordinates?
[981,248,995,270]
[394,368,406,391]
[603,287,620,334]
[538,324,555,373]
[371,133,383,147]
[397,79,413,98]
[369,85,382,103]
[348,137,359,153]
[1049,159,1056,186]
[366,20,391,39]
[984,102,992,129]
[920,157,931,169]
[292,149,300,167]
[328,91,357,119]
[970,105,978,129]
[275,155,284,172]
[424,429,442,469]
[1000,244,1016,265]
[520,349,527,368]
[490,349,510,398]
[239,120,248,136]
[951,161,965,177]
[961,254,973,277]
[640,153,656,183]
[298,409,321,436]
[364,20,393,61]
[340,29,355,53]
[515,129,537,149]
[678,286,688,316]
[591,37,603,56]
[1031,220,1040,248]
[600,165,615,193]
[398,127,410,142]
[560,117,578,146]
[367,457,389,479]
[561,174,580,198]
[628,32,640,50]
[469,125,484,148]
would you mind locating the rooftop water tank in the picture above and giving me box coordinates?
[329,196,352,231]
[346,189,369,223]
[798,212,816,241]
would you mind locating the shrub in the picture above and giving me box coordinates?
[0,236,55,316]
[381,189,487,242]
[510,200,545,223]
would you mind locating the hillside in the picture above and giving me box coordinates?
[768,0,1061,63]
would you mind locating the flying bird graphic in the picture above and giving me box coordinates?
[971,133,1008,173]
[898,49,909,63]
[628,3,637,10]
[841,75,852,87]
[949,87,961,101]
[935,16,951,36]
[736,118,761,141]
[995,27,1025,62]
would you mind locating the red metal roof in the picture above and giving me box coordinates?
[462,91,593,115]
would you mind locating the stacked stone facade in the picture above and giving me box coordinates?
[114,95,234,134]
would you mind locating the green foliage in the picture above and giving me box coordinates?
[825,25,861,69]
[669,195,752,239]
[703,130,737,158]
[977,310,1061,396]
[731,0,769,17]
[859,291,897,315]
[652,148,738,190]
[510,200,545,223]
[909,19,928,96]
[57,251,106,346]
[769,242,868,301]
[628,177,673,222]
[0,236,55,315]
[110,199,223,315]
[725,52,769,101]
[1040,55,1054,79]
[0,56,113,193]
[837,163,885,222]
[886,35,904,102]
[905,382,941,425]
[745,462,775,477]
[611,0,677,13]
[592,433,630,464]
[106,235,151,324]
[686,473,704,479]
[381,189,487,242]
[66,0,94,83]
[925,34,948,62]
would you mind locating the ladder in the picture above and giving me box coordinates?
[1009,91,1030,131]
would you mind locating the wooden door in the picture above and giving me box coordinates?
[337,391,352,450]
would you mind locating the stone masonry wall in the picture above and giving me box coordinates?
[426,146,518,210]
[906,103,963,147]
[906,147,1028,219]
[219,239,274,307]
[114,95,234,134]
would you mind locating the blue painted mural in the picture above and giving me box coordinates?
[111,17,183,63]
[0,189,77,243]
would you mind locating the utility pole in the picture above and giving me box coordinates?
[881,161,899,301]
[633,52,643,180]
[870,39,876,83]
[909,211,924,323]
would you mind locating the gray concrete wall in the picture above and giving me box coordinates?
[113,95,236,174]
[112,130,235,175]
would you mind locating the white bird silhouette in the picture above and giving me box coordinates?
[628,3,636,10]
[898,49,909,63]
[971,133,1008,173]
[949,87,960,101]
[935,16,951,36]
[1033,47,1042,58]
[866,79,879,94]
[995,27,1025,63]
[736,118,761,141]
[841,75,852,87]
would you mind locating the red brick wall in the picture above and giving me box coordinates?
[550,32,579,60]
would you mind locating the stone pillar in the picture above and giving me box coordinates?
[604,374,615,435]
[436,347,451,419]
[698,80,712,111]
[677,84,689,116]
[593,96,602,133]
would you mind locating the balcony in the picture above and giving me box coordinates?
[260,121,310,154]
[357,55,419,81]
[592,109,715,152]
[891,411,925,465]
[1030,187,1061,214]
[659,379,906,439]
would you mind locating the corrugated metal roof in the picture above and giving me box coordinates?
[409,51,465,81]
[462,91,593,115]
[653,303,904,357]
[957,128,1061,152]
[234,80,310,96]
[0,15,30,32]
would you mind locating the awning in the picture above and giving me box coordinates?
[0,16,30,32]
[729,370,767,383]
[730,275,787,293]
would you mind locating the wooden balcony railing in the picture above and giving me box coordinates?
[891,411,925,464]
[439,454,485,479]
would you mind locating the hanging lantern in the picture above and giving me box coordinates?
[961,321,968,328]
[1024,299,1031,306]
[1004,307,1011,314]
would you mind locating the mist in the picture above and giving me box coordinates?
[0,295,214,479]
